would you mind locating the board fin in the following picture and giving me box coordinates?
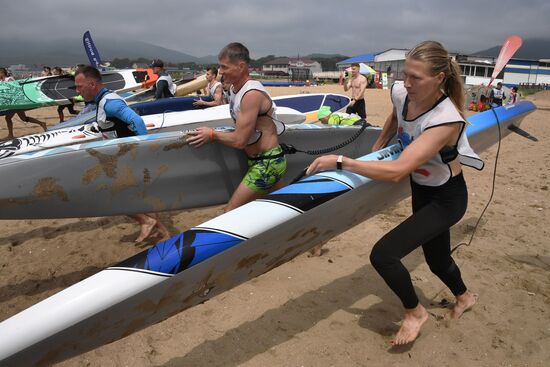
[508,124,538,142]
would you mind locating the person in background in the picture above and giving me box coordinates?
[41,66,52,76]
[307,41,480,345]
[150,59,176,99]
[509,86,519,104]
[70,64,95,115]
[1,67,47,140]
[477,95,490,112]
[193,67,224,107]
[343,62,368,119]
[221,76,231,105]
[52,66,80,122]
[489,82,506,107]
[75,65,170,242]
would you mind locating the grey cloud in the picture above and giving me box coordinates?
[2,0,549,57]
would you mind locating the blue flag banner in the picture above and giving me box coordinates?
[83,31,103,69]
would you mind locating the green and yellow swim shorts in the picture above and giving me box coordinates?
[243,145,287,193]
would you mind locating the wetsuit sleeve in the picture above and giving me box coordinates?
[155,80,169,99]
[104,99,148,135]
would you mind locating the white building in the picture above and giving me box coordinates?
[262,57,322,76]
[337,49,549,87]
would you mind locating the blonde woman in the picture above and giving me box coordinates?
[307,41,481,345]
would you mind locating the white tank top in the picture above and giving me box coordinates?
[208,81,222,98]
[157,74,176,96]
[229,80,285,144]
[391,83,483,186]
[492,88,504,100]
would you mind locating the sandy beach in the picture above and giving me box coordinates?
[0,85,549,366]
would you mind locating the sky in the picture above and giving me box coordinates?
[2,0,549,58]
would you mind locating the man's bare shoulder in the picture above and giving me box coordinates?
[239,89,271,114]
[241,88,267,104]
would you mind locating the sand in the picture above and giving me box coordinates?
[0,86,549,367]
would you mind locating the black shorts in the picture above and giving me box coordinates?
[345,98,366,118]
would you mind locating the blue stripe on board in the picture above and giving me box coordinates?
[187,231,243,268]
[143,233,189,274]
[275,95,324,113]
[265,185,351,212]
[132,96,211,116]
[322,94,350,114]
[114,229,243,275]
[274,178,350,195]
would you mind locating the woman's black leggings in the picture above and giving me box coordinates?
[370,173,468,309]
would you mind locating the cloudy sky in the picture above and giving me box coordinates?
[2,0,549,58]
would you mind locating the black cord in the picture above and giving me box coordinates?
[286,119,371,184]
[450,107,502,254]
[280,119,370,156]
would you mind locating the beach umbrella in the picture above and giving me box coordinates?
[346,63,376,75]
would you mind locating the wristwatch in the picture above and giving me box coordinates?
[336,155,344,170]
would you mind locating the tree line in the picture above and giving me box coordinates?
[111,55,349,71]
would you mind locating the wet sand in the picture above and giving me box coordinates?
[0,86,549,366]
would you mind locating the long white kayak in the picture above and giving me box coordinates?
[0,123,381,219]
[0,101,536,366]
[0,92,351,159]
[0,105,305,160]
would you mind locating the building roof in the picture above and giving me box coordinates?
[336,53,377,65]
[377,48,409,55]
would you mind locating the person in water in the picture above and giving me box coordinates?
[307,41,480,345]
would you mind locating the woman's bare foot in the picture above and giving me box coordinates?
[391,303,429,346]
[135,216,157,242]
[447,291,476,320]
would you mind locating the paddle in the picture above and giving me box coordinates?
[452,35,524,254]
[488,35,523,87]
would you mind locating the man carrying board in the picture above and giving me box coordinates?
[193,67,224,107]
[187,42,286,212]
[75,65,170,242]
